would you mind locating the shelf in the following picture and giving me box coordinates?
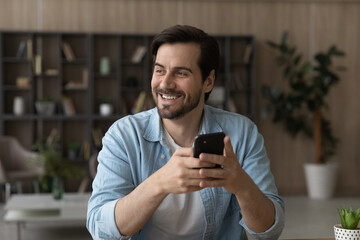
[93,73,117,79]
[61,59,88,64]
[230,61,251,67]
[2,86,31,91]
[1,31,255,169]
[2,58,31,63]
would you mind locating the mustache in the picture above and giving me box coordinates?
[154,88,185,96]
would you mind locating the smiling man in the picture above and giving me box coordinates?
[87,25,284,240]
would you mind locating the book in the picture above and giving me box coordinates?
[62,41,76,61]
[131,91,147,114]
[44,69,59,76]
[62,96,76,116]
[82,141,91,160]
[64,68,89,90]
[243,44,253,63]
[231,72,244,90]
[16,77,30,88]
[131,46,147,63]
[92,128,103,150]
[26,39,33,60]
[35,55,42,75]
[16,41,27,58]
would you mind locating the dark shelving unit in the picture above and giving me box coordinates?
[0,31,255,165]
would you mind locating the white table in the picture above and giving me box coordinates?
[4,193,91,240]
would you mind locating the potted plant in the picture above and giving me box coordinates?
[67,141,81,160]
[99,97,113,116]
[334,207,360,240]
[262,32,346,199]
[35,96,56,116]
[33,129,85,200]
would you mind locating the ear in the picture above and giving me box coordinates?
[204,70,215,93]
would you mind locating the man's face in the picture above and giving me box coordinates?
[151,42,211,120]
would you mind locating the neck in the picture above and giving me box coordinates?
[162,105,204,147]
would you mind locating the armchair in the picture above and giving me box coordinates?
[0,136,44,201]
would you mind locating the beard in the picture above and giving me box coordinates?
[153,87,202,119]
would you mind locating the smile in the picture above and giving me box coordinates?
[160,94,178,100]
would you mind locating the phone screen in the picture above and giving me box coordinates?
[193,132,225,158]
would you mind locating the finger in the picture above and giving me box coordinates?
[199,179,226,188]
[199,167,225,179]
[199,153,224,167]
[223,136,235,158]
[184,168,210,178]
[173,147,194,157]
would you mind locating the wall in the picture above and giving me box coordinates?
[1,0,359,196]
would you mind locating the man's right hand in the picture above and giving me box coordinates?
[151,147,215,195]
[115,147,215,236]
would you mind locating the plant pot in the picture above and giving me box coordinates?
[99,103,113,116]
[304,162,338,199]
[35,101,56,115]
[13,96,26,115]
[334,224,360,240]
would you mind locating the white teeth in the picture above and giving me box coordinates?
[161,94,177,100]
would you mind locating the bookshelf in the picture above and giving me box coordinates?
[0,31,255,164]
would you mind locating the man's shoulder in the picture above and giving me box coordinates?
[205,105,253,126]
[109,108,156,132]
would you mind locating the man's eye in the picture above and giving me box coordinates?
[155,69,165,75]
[176,71,188,77]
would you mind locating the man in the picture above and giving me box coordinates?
[87,25,284,240]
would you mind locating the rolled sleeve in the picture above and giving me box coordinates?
[87,199,123,240]
[240,198,285,240]
[87,122,137,240]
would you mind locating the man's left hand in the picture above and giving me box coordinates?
[198,136,245,194]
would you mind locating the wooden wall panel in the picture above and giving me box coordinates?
[0,0,38,30]
[41,0,180,33]
[311,3,360,195]
[1,0,360,196]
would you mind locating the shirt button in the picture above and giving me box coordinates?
[161,154,165,159]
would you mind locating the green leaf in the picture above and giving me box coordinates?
[261,104,271,119]
[281,31,288,46]
[293,54,302,66]
[261,85,271,98]
[300,62,311,74]
[267,41,279,49]
[339,207,360,229]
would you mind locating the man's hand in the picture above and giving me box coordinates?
[197,135,276,233]
[152,147,215,195]
[197,136,244,194]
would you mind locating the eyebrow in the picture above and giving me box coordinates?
[154,62,192,73]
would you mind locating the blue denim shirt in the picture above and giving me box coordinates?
[87,105,285,240]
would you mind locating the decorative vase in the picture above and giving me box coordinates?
[100,103,113,116]
[35,101,56,115]
[334,225,360,240]
[100,57,110,75]
[52,176,64,200]
[304,162,338,199]
[13,96,25,115]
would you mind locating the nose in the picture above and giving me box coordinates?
[159,73,176,89]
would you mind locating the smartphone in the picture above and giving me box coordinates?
[193,132,225,159]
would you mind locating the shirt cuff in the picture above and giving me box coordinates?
[240,199,285,239]
[95,199,130,240]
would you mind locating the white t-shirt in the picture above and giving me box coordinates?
[140,128,206,239]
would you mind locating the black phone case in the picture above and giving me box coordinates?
[193,132,225,158]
